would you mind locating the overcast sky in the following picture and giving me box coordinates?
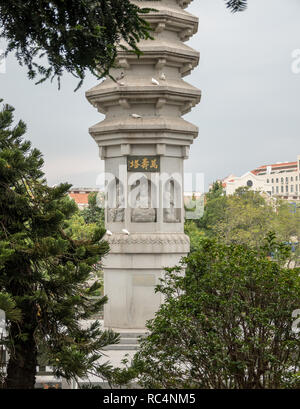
[1,0,300,191]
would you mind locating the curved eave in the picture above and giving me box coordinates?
[146,14,198,41]
[136,0,195,13]
[86,85,201,115]
[86,79,201,99]
[116,41,199,68]
[89,116,199,139]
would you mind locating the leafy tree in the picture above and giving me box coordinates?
[197,185,300,264]
[206,181,225,202]
[0,0,155,89]
[81,192,105,226]
[0,1,248,89]
[0,100,118,389]
[212,188,275,247]
[272,200,300,268]
[184,220,206,252]
[196,190,228,234]
[65,212,99,241]
[131,235,300,389]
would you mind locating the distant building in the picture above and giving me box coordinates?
[221,155,300,201]
[68,187,98,210]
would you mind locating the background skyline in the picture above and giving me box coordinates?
[1,0,300,191]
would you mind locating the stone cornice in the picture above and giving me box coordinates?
[115,40,199,75]
[134,1,198,41]
[89,116,198,141]
[86,82,201,115]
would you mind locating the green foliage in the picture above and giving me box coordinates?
[131,235,300,389]
[212,189,274,247]
[81,192,105,226]
[206,181,225,201]
[0,100,117,388]
[0,293,21,323]
[64,212,99,241]
[196,186,300,266]
[0,0,156,89]
[196,190,228,234]
[184,220,206,252]
[0,1,247,89]
[226,0,248,12]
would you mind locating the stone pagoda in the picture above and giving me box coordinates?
[86,0,201,330]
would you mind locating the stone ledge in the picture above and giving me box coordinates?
[105,232,190,254]
[89,116,199,138]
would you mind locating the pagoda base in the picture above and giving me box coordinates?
[103,233,190,329]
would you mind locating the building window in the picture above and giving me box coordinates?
[281,186,284,193]
[286,177,289,184]
[281,178,284,184]
[286,185,288,193]
[272,186,274,193]
[276,178,279,183]
[291,177,294,182]
[271,178,274,183]
[267,179,269,183]
[291,185,294,193]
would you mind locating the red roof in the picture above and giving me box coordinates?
[252,161,297,175]
[69,193,89,205]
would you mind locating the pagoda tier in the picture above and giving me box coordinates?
[86,0,201,149]
[86,0,200,329]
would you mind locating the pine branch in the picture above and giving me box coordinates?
[225,0,248,12]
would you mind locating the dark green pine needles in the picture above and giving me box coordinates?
[0,100,118,389]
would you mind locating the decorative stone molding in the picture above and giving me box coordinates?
[105,233,190,254]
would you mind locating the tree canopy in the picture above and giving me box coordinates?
[0,1,248,89]
[195,186,300,265]
[0,100,117,389]
[0,0,154,89]
[131,235,300,389]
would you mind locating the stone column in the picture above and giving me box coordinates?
[86,0,201,329]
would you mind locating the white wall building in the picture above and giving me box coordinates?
[222,155,300,201]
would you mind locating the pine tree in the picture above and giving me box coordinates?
[0,100,118,389]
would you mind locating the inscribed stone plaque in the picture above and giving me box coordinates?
[127,156,160,172]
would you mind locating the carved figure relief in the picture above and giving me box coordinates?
[131,176,156,223]
[163,178,181,223]
[107,178,125,222]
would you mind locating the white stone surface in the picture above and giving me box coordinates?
[86,0,200,329]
